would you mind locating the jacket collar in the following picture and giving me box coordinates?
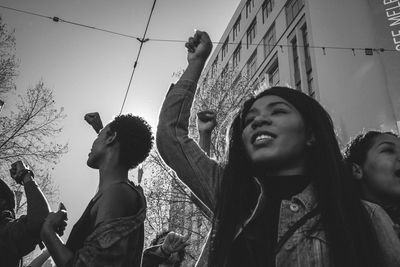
[233,177,316,240]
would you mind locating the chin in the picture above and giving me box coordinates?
[86,159,98,169]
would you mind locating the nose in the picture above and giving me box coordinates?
[251,115,272,129]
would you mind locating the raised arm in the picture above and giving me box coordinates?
[84,112,103,134]
[197,110,217,156]
[156,31,222,212]
[10,161,51,233]
[5,161,51,257]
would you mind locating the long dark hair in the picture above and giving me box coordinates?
[209,87,382,266]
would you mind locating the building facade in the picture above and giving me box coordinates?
[202,0,400,144]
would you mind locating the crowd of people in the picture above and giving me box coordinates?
[0,30,399,267]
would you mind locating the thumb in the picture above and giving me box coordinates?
[58,202,66,211]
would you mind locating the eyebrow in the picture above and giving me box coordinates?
[246,101,292,116]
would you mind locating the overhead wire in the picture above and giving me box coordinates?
[0,3,399,114]
[0,4,398,52]
[119,0,157,114]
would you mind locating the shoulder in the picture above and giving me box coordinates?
[362,200,393,224]
[94,183,141,225]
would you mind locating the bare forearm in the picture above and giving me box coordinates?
[24,177,50,231]
[199,131,212,156]
[42,229,73,267]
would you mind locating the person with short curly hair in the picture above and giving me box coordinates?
[344,130,400,236]
[108,114,154,170]
[41,112,153,267]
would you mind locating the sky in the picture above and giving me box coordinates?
[0,0,241,239]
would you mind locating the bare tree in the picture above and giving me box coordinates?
[0,15,18,95]
[182,65,256,161]
[0,81,68,214]
[141,150,211,265]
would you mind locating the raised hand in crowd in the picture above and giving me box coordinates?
[41,202,68,238]
[84,112,103,133]
[197,110,217,157]
[0,160,50,267]
[197,110,217,133]
[180,30,212,83]
[10,160,34,185]
[160,232,190,257]
[142,231,190,267]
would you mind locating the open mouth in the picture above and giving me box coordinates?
[395,169,400,178]
[251,131,276,145]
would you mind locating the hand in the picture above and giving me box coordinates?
[10,161,32,184]
[41,205,68,238]
[185,30,213,64]
[197,110,217,133]
[161,232,190,255]
[84,112,103,133]
[56,202,67,236]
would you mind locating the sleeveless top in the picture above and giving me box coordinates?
[66,180,142,252]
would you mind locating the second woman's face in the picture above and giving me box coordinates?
[241,95,309,175]
[361,134,400,205]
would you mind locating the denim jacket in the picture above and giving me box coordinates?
[157,80,400,266]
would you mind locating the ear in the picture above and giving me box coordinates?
[306,132,316,147]
[106,131,118,145]
[351,163,363,180]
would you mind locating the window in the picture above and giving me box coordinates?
[263,24,276,58]
[221,37,229,60]
[285,0,304,26]
[301,24,314,97]
[260,56,279,87]
[233,15,241,41]
[247,51,257,78]
[221,64,228,79]
[268,60,279,86]
[291,37,301,90]
[233,42,241,69]
[211,56,218,78]
[262,0,274,23]
[246,19,257,49]
[246,0,255,18]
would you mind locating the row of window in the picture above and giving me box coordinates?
[244,22,314,98]
[221,0,274,63]
[216,0,304,75]
[210,0,312,97]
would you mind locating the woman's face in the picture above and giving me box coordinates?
[241,95,309,175]
[360,133,400,205]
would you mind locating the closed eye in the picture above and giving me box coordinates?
[271,108,288,115]
[381,148,395,153]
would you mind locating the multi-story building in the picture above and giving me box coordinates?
[202,0,400,143]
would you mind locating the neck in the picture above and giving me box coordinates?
[97,154,128,191]
[254,157,307,177]
[362,188,399,208]
[257,164,306,177]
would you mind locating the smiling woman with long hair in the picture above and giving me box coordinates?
[156,30,400,267]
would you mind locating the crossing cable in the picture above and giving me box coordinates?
[0,4,140,40]
[119,0,157,114]
[1,4,399,53]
